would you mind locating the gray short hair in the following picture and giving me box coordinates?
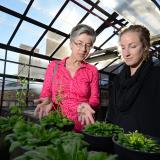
[70,24,96,44]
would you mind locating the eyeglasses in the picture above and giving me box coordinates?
[73,41,93,50]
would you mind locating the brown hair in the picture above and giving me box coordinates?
[120,25,150,60]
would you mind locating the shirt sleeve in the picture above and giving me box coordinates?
[88,66,100,108]
[40,61,56,98]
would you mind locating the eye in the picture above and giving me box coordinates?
[86,45,92,48]
[78,43,83,47]
[130,45,136,48]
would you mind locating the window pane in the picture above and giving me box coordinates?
[6,62,18,75]
[0,49,5,59]
[30,57,49,79]
[33,37,46,55]
[0,12,19,43]
[29,81,43,101]
[30,67,46,80]
[82,12,103,31]
[0,0,29,14]
[27,0,65,25]
[7,51,23,63]
[52,1,88,33]
[31,57,49,68]
[95,27,118,48]
[11,21,45,49]
[45,31,66,56]
[52,39,71,59]
[0,60,4,74]
[3,78,19,107]
[7,51,30,77]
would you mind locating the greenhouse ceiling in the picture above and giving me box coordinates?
[0,0,160,74]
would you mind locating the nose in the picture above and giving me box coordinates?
[122,48,130,56]
[81,44,87,51]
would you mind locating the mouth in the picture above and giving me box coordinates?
[80,53,87,57]
[125,58,132,61]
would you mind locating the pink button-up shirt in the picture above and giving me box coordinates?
[40,57,100,132]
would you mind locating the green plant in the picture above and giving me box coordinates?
[5,120,85,153]
[40,85,74,129]
[116,130,160,153]
[14,141,117,160]
[8,77,28,116]
[0,115,24,133]
[5,121,60,152]
[9,63,35,115]
[84,121,123,137]
[52,85,64,113]
[40,110,74,129]
[17,79,28,107]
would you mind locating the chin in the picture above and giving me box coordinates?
[78,57,85,61]
[124,59,134,66]
[124,61,131,66]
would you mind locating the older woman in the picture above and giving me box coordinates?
[34,24,100,132]
[107,24,160,137]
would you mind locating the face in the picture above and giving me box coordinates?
[70,33,93,61]
[120,31,145,69]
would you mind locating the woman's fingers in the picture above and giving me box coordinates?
[39,108,44,119]
[46,103,53,113]
[78,103,96,125]
[84,110,95,125]
[34,98,52,119]
[34,99,41,105]
[79,112,95,125]
[84,115,90,125]
[34,105,41,116]
[87,113,95,124]
[34,97,51,105]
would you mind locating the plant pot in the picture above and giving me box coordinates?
[0,132,10,160]
[9,146,29,160]
[45,123,74,131]
[60,123,74,131]
[23,110,39,124]
[113,135,160,160]
[82,132,114,152]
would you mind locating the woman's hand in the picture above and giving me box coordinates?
[34,97,53,119]
[77,102,95,125]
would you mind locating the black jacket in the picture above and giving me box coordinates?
[107,60,160,138]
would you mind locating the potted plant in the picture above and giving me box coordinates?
[0,77,28,159]
[40,87,74,131]
[0,78,26,160]
[5,120,61,159]
[14,140,117,160]
[0,81,27,160]
[0,114,24,160]
[40,110,74,131]
[113,130,160,160]
[5,120,86,159]
[83,121,123,152]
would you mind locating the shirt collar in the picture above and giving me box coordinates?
[59,57,87,68]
